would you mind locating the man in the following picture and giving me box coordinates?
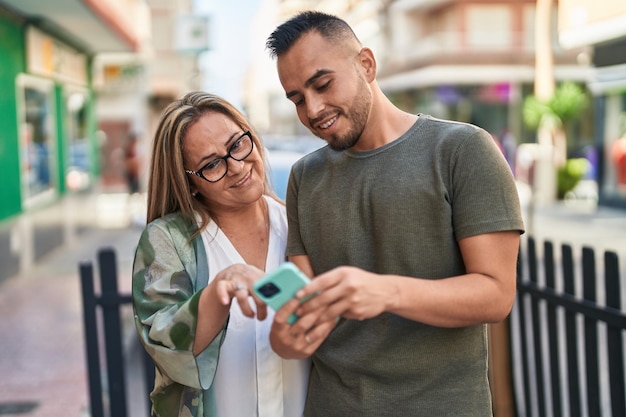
[265,11,525,417]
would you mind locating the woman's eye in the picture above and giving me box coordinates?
[203,159,221,171]
[231,138,243,151]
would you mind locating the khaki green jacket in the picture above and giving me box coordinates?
[132,212,223,417]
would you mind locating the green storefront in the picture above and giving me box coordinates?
[0,9,99,280]
[1,14,97,221]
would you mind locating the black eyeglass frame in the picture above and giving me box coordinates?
[184,131,254,183]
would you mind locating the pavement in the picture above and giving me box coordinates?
[0,190,147,417]
[0,184,625,417]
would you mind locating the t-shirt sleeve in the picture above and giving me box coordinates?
[285,162,307,257]
[448,127,525,239]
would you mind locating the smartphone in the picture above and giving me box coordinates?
[253,262,311,324]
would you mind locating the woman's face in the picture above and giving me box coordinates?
[182,111,265,212]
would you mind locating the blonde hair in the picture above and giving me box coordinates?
[146,91,278,236]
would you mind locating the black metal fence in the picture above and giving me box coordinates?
[79,240,626,417]
[79,247,154,417]
[512,236,626,417]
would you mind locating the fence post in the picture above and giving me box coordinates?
[544,241,563,417]
[98,248,128,417]
[529,238,547,416]
[582,247,600,417]
[562,244,581,417]
[79,262,105,417]
[604,251,625,415]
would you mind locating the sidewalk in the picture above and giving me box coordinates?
[0,189,624,417]
[0,191,146,417]
[522,198,626,258]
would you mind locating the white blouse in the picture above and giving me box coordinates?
[200,196,310,417]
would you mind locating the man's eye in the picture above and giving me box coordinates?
[317,80,331,91]
[290,96,304,106]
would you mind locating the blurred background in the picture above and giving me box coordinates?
[1,1,626,416]
[1,0,626,280]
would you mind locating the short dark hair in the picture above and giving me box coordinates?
[266,11,359,58]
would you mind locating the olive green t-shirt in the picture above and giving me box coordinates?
[286,115,525,417]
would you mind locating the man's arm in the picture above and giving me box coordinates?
[269,231,519,358]
[289,254,315,278]
[294,230,520,327]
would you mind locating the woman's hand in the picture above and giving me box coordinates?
[214,264,268,320]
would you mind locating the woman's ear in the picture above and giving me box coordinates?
[358,47,377,82]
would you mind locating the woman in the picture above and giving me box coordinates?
[132,91,309,417]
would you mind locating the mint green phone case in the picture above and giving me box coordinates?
[253,262,311,324]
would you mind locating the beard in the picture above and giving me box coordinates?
[312,77,372,151]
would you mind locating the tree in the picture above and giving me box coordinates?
[522,81,589,168]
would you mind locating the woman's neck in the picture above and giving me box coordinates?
[213,197,270,270]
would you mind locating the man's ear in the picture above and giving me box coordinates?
[358,47,377,82]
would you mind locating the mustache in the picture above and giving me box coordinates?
[309,110,340,127]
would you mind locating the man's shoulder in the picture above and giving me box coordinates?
[293,145,334,168]
[417,114,484,135]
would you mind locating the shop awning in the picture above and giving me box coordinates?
[0,0,142,53]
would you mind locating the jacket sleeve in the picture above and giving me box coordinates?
[132,217,225,390]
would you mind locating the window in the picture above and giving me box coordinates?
[16,74,57,208]
[466,5,512,49]
[64,88,90,191]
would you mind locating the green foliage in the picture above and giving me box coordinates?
[522,82,589,130]
[523,95,548,129]
[557,157,590,199]
[550,82,589,121]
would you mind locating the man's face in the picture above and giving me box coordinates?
[276,31,372,151]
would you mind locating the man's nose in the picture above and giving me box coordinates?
[306,95,325,121]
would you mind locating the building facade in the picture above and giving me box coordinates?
[248,1,592,164]
[0,0,145,280]
[559,0,626,208]
[93,0,204,192]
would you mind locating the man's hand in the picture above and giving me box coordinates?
[269,297,338,359]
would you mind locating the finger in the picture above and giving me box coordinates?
[215,281,233,305]
[295,269,344,298]
[295,284,342,316]
[245,290,268,321]
[255,301,268,321]
[235,298,255,318]
[314,298,352,322]
[233,286,256,317]
[304,319,337,346]
[273,298,302,325]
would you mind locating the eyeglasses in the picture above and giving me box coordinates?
[185,131,254,183]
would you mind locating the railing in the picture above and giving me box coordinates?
[79,248,154,417]
[80,240,626,417]
[511,237,626,417]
